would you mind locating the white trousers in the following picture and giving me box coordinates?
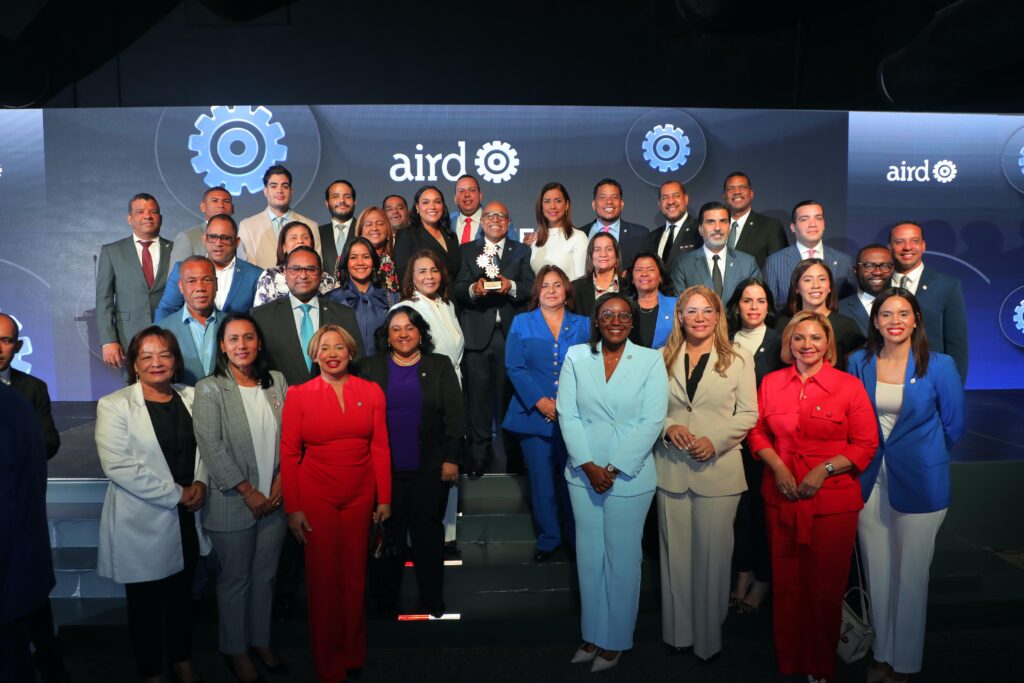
[657,489,741,660]
[858,482,946,674]
[443,484,458,543]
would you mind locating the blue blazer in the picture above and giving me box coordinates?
[155,258,263,321]
[838,294,870,337]
[916,266,969,385]
[650,292,677,349]
[556,340,669,497]
[155,310,224,386]
[450,210,520,242]
[502,309,590,437]
[763,244,856,312]
[847,350,965,513]
[670,247,760,306]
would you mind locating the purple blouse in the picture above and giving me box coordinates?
[385,357,423,471]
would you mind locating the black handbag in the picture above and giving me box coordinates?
[370,520,397,560]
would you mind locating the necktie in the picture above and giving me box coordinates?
[336,225,346,257]
[899,275,909,289]
[299,303,314,371]
[807,248,817,259]
[661,224,676,263]
[601,224,612,233]
[461,217,473,244]
[728,221,739,250]
[274,216,287,235]
[140,240,155,288]
[712,254,724,297]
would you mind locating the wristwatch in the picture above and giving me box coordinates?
[606,464,619,474]
[824,462,836,476]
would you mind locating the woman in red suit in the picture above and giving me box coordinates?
[748,311,878,683]
[280,324,391,683]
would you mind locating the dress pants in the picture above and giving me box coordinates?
[733,449,771,580]
[569,484,653,652]
[520,434,574,553]
[380,471,447,613]
[123,507,200,678]
[858,482,946,674]
[0,616,35,682]
[302,473,374,683]
[767,505,858,683]
[658,489,741,659]
[443,484,458,544]
[207,512,288,654]
[464,326,511,467]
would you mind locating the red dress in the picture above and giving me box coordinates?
[748,362,877,682]
[280,375,391,683]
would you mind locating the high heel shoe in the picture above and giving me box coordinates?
[570,643,599,664]
[222,654,263,683]
[591,651,621,672]
[249,648,288,675]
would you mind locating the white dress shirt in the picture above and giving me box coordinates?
[730,209,751,245]
[288,293,320,343]
[332,219,354,251]
[657,212,690,255]
[858,289,877,317]
[797,241,824,260]
[530,227,589,280]
[456,208,482,243]
[703,244,727,275]
[214,258,236,310]
[133,233,162,276]
[892,262,924,294]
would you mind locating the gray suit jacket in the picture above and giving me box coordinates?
[670,247,761,305]
[194,371,287,532]
[169,223,207,264]
[96,235,173,347]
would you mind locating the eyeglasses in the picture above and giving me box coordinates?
[482,211,509,221]
[204,233,235,243]
[286,265,320,275]
[599,310,633,323]
[857,262,894,272]
[681,307,715,318]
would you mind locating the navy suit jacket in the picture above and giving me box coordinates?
[670,247,760,305]
[838,294,871,337]
[763,244,856,312]
[847,350,965,513]
[155,309,225,386]
[914,266,969,385]
[9,369,60,459]
[581,219,649,272]
[453,239,535,351]
[155,258,263,321]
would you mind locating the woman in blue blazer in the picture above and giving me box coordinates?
[847,288,964,683]
[627,251,676,350]
[503,265,589,561]
[557,292,669,672]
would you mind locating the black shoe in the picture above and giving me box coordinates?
[347,667,364,680]
[249,649,288,675]
[443,541,462,559]
[425,600,446,618]
[665,644,692,655]
[468,462,486,479]
[222,655,264,683]
[534,547,558,562]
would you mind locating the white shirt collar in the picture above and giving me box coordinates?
[857,290,876,315]
[731,209,751,229]
[664,212,689,229]
[332,218,353,231]
[267,207,292,222]
[797,241,823,260]
[0,367,11,385]
[214,256,236,272]
[288,292,318,309]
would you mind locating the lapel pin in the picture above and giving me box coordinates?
[922,285,928,290]
[910,377,916,384]
[357,401,363,407]
[627,355,632,360]
[422,372,427,377]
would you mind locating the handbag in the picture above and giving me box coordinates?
[370,520,397,561]
[837,544,875,663]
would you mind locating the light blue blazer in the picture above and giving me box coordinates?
[502,308,590,437]
[557,340,669,497]
[651,292,677,349]
[155,309,224,386]
[847,350,965,513]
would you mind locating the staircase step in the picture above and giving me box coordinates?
[456,512,536,543]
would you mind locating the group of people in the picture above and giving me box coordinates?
[1,164,971,683]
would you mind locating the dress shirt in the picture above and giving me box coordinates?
[0,367,10,385]
[268,208,296,236]
[457,208,483,243]
[133,233,162,276]
[892,262,924,294]
[703,244,727,275]
[730,209,751,245]
[587,218,621,240]
[332,219,354,252]
[182,307,219,375]
[467,238,517,307]
[657,213,690,255]
[213,257,236,311]
[857,290,876,317]
[288,293,320,343]
[797,241,824,261]
[530,227,589,280]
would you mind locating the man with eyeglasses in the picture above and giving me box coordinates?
[450,174,521,245]
[670,201,760,304]
[455,201,535,477]
[889,221,968,384]
[169,186,236,263]
[155,214,263,320]
[155,256,224,385]
[838,244,895,336]
[250,246,363,386]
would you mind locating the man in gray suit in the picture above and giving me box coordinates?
[838,244,894,336]
[168,186,235,264]
[156,256,223,385]
[671,201,760,304]
[97,193,173,371]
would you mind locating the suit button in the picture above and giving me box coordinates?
[687,407,692,412]
[554,380,558,385]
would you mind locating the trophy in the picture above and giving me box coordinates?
[476,242,503,291]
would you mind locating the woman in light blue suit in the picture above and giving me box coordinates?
[557,292,669,672]
[503,265,589,561]
[628,252,676,350]
[847,288,964,683]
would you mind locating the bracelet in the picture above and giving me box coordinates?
[241,487,255,500]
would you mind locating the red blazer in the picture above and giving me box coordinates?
[280,375,391,512]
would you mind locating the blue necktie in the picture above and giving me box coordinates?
[299,303,314,371]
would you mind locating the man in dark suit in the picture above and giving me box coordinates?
[450,174,520,244]
[155,214,263,320]
[889,221,969,384]
[838,244,895,336]
[581,178,649,271]
[0,313,60,459]
[168,186,235,264]
[647,180,701,273]
[97,193,174,374]
[763,200,856,311]
[671,201,760,304]
[383,194,411,232]
[319,179,358,277]
[156,257,223,385]
[722,172,789,270]
[250,246,363,387]
[455,201,535,477]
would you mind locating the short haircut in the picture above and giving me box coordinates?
[722,172,751,190]
[786,258,838,314]
[374,305,436,355]
[400,249,450,302]
[285,244,323,270]
[201,186,231,202]
[180,255,215,273]
[126,325,184,384]
[696,200,730,223]
[212,313,275,389]
[275,221,316,266]
[659,180,687,195]
[780,311,838,366]
[725,276,777,335]
[308,324,359,364]
[528,265,576,312]
[588,292,641,354]
[128,192,159,213]
[584,232,622,277]
[592,178,623,199]
[455,174,480,190]
[0,312,19,341]
[887,220,924,242]
[262,165,292,186]
[382,194,407,208]
[790,199,823,224]
[627,251,674,296]
[206,213,238,235]
[855,243,892,262]
[324,179,357,201]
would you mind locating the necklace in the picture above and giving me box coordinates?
[392,352,421,366]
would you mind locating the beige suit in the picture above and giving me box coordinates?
[654,345,757,659]
[237,209,320,269]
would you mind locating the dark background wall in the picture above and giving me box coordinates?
[2,0,1021,113]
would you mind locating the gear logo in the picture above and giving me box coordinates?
[642,124,691,172]
[1015,300,1024,333]
[188,106,287,195]
[1018,146,1024,175]
[474,141,519,184]
[0,309,32,373]
[931,159,957,183]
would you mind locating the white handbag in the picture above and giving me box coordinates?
[838,545,875,663]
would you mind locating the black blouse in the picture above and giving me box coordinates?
[145,393,196,487]
[684,352,711,401]
[636,305,659,348]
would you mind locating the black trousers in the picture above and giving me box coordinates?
[123,507,199,678]
[463,325,517,468]
[732,446,771,580]
[379,471,447,612]
[0,617,34,683]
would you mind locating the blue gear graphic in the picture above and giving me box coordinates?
[1018,146,1024,175]
[188,106,287,195]
[641,124,691,172]
[1014,300,1024,333]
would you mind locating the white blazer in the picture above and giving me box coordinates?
[95,383,209,584]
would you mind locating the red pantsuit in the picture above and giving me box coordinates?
[280,376,391,683]
[748,363,877,682]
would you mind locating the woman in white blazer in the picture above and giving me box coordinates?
[95,326,209,683]
[655,285,758,661]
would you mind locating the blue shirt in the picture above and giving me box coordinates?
[587,218,621,241]
[182,307,219,375]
